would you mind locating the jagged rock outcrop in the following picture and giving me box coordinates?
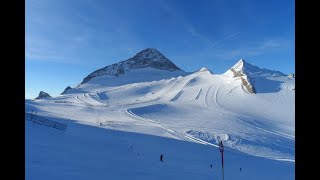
[35,91,51,99]
[81,48,181,84]
[61,86,72,95]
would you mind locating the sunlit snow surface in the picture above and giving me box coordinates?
[26,67,294,180]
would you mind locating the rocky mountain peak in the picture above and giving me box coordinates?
[35,91,52,100]
[81,48,182,84]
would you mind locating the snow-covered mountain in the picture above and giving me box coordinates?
[81,48,182,84]
[224,59,285,78]
[26,50,295,180]
[223,59,286,94]
[35,91,51,99]
[61,86,72,95]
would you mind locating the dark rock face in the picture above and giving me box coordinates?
[61,86,72,95]
[81,48,181,84]
[35,91,52,99]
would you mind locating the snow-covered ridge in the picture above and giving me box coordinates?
[26,49,295,180]
[228,59,285,77]
[81,48,182,84]
[196,67,213,74]
[61,86,72,95]
[223,59,286,94]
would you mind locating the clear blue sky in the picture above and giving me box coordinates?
[26,0,295,99]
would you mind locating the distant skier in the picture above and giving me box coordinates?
[160,154,163,162]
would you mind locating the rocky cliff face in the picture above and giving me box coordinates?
[61,86,72,95]
[35,91,52,99]
[224,59,286,94]
[81,48,182,84]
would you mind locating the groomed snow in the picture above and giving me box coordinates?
[26,62,294,179]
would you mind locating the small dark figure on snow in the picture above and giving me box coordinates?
[160,154,163,162]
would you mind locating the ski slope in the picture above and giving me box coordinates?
[26,64,295,179]
[26,117,294,180]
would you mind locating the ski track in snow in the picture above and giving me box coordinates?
[26,54,295,180]
[233,115,294,140]
[195,88,202,100]
[170,90,183,101]
[75,95,84,104]
[125,109,187,140]
[60,78,294,160]
[214,81,223,111]
[184,133,219,147]
[210,81,294,141]
[204,84,214,107]
[26,65,294,169]
[275,158,295,163]
[79,77,294,148]
[126,108,220,147]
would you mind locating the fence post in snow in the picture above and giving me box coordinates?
[219,141,224,180]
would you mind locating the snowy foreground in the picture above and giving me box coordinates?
[26,59,294,179]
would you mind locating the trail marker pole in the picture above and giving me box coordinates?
[219,141,224,180]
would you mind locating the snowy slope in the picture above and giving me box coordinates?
[223,59,286,94]
[81,48,182,84]
[26,119,294,180]
[26,56,295,179]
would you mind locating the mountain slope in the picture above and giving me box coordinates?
[26,61,294,160]
[26,53,294,179]
[82,48,182,84]
[35,91,52,99]
[223,59,288,94]
[26,117,294,180]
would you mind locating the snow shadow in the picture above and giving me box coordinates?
[253,77,284,93]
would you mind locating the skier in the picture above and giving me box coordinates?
[160,154,163,162]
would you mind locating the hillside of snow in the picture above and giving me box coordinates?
[26,118,294,180]
[26,49,295,179]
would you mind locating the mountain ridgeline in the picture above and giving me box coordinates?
[26,48,295,180]
[65,48,292,95]
[35,91,52,100]
[81,48,181,84]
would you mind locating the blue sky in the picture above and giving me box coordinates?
[26,0,294,99]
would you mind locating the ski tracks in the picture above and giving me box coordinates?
[126,109,193,141]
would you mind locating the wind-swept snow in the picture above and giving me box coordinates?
[26,57,294,179]
[26,119,294,180]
